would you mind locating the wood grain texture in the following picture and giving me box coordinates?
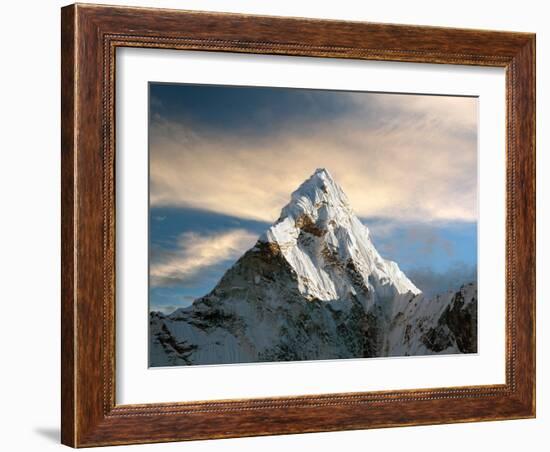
[60,3,536,447]
[60,5,76,447]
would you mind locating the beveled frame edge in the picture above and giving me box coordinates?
[61,3,536,447]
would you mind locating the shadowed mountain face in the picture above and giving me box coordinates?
[149,169,477,366]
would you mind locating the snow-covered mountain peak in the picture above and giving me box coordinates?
[150,169,476,367]
[279,167,352,223]
[260,169,420,301]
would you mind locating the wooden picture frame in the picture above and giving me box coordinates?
[61,3,535,447]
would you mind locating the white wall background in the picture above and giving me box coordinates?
[0,1,546,450]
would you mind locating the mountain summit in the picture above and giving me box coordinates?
[150,169,477,366]
[261,168,419,303]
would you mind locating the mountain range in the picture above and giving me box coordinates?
[150,168,477,366]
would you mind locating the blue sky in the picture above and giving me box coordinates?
[149,83,477,313]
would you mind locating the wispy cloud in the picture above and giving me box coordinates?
[149,92,477,224]
[407,263,478,298]
[150,228,258,288]
[152,304,180,314]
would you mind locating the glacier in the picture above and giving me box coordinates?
[150,168,477,366]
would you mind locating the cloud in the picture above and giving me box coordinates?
[150,228,258,288]
[404,225,454,257]
[151,304,179,314]
[374,223,455,262]
[406,263,477,298]
[149,92,477,224]
[150,95,164,109]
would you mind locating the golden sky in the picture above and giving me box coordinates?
[149,89,477,224]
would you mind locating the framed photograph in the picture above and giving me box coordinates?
[61,3,536,447]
